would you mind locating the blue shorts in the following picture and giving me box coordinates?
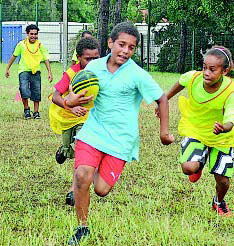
[19,71,41,101]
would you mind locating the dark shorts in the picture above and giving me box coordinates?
[19,71,41,101]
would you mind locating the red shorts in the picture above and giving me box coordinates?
[74,140,126,187]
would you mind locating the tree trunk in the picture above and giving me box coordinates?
[98,0,110,57]
[176,22,187,73]
[114,0,122,25]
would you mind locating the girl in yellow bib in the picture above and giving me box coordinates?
[166,46,233,216]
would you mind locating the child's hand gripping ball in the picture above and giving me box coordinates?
[71,70,99,107]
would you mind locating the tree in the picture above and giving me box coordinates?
[114,0,122,25]
[97,0,110,57]
[151,0,234,73]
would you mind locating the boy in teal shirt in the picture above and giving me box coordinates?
[66,22,174,245]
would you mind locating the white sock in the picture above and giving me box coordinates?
[214,196,221,205]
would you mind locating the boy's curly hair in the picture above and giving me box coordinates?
[76,37,100,57]
[110,22,140,45]
[25,24,39,34]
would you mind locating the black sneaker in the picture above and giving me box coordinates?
[66,191,75,206]
[68,226,90,245]
[24,108,31,119]
[55,146,67,164]
[33,111,41,119]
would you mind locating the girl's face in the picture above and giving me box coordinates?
[203,55,228,87]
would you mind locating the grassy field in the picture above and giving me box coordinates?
[0,63,233,246]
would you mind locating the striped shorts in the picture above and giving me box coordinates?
[180,137,233,178]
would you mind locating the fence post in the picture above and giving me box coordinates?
[35,0,38,26]
[147,0,151,72]
[140,33,144,68]
[192,29,195,70]
[0,1,2,63]
[63,0,68,71]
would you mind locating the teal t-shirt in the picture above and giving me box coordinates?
[76,54,164,162]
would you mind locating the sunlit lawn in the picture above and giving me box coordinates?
[0,63,233,246]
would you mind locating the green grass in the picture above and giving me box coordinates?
[0,63,233,246]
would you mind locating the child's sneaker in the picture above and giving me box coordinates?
[33,111,41,119]
[66,191,75,206]
[189,169,203,183]
[212,197,232,217]
[55,146,67,164]
[68,226,90,245]
[24,108,31,119]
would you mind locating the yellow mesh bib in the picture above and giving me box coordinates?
[23,38,43,74]
[178,72,234,148]
[48,68,92,134]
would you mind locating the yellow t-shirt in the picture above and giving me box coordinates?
[13,39,49,74]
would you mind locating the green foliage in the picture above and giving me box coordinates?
[150,0,234,73]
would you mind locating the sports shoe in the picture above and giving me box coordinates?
[55,146,67,164]
[68,226,90,245]
[189,169,203,183]
[212,197,232,217]
[33,111,41,119]
[66,191,75,206]
[24,108,31,119]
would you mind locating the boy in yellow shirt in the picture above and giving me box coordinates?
[5,24,53,119]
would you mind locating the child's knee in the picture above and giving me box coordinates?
[74,167,94,187]
[94,186,111,197]
[181,162,200,175]
[215,175,230,188]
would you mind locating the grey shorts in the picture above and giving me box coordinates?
[19,71,41,101]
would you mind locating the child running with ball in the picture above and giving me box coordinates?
[65,22,174,245]
[163,46,233,216]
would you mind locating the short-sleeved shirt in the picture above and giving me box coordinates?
[54,63,81,94]
[179,71,234,124]
[76,54,164,162]
[13,40,49,74]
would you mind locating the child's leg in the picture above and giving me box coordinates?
[33,101,39,112]
[73,140,103,225]
[180,137,208,182]
[94,154,125,196]
[214,174,230,202]
[74,165,96,226]
[209,147,233,202]
[30,72,41,113]
[62,128,73,156]
[19,72,31,109]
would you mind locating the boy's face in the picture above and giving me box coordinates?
[27,29,38,44]
[108,33,137,66]
[78,48,100,69]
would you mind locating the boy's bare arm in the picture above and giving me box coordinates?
[44,59,53,83]
[52,89,88,116]
[155,81,184,118]
[167,81,185,100]
[5,56,17,78]
[213,121,233,135]
[52,90,65,108]
[156,94,174,145]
